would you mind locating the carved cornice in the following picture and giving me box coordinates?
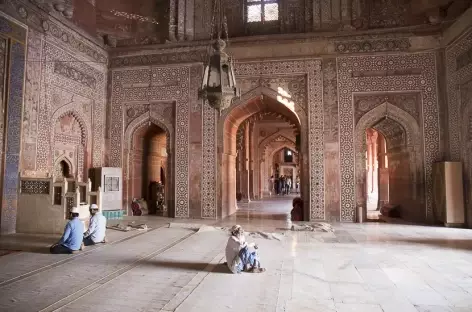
[110,23,442,53]
[110,49,207,68]
[54,61,96,89]
[334,38,411,54]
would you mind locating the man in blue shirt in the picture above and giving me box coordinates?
[83,204,107,247]
[50,207,84,254]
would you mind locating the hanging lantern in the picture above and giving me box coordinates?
[199,0,240,113]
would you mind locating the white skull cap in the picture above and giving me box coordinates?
[90,204,99,210]
[70,207,79,214]
[231,225,242,232]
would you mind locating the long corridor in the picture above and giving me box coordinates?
[0,203,472,311]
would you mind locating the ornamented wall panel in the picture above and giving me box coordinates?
[338,53,440,222]
[322,58,340,221]
[22,29,42,172]
[110,66,191,217]
[446,29,472,227]
[22,28,106,179]
[0,15,26,234]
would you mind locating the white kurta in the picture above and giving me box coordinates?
[225,235,256,273]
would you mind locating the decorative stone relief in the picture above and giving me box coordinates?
[202,101,217,218]
[54,62,96,89]
[21,180,50,194]
[22,29,41,173]
[32,40,106,178]
[334,38,411,54]
[338,53,439,222]
[354,93,421,124]
[111,49,207,68]
[237,76,307,111]
[111,66,191,217]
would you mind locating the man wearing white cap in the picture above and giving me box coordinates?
[225,225,265,273]
[83,204,107,246]
[50,207,84,254]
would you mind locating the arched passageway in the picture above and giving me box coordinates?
[218,91,305,219]
[355,103,424,222]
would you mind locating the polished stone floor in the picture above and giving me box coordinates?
[0,197,472,311]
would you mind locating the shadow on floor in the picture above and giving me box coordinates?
[0,234,59,254]
[137,260,232,274]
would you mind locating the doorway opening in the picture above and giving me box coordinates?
[131,123,168,215]
[220,93,304,219]
[365,128,389,220]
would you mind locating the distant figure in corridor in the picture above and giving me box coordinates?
[83,204,107,247]
[225,225,265,273]
[50,207,84,254]
[286,177,292,194]
[268,176,274,196]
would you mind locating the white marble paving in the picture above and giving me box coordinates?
[0,197,471,311]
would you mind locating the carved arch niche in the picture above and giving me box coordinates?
[354,102,425,222]
[123,104,175,217]
[52,112,89,182]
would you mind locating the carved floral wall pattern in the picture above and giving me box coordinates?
[338,53,440,222]
[28,38,106,179]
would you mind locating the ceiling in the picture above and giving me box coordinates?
[35,0,472,47]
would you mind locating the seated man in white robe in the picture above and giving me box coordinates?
[83,204,107,247]
[225,225,265,273]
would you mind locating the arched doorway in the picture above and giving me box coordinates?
[218,90,305,218]
[365,128,389,220]
[125,120,173,216]
[355,103,424,222]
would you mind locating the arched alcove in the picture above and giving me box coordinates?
[354,102,424,222]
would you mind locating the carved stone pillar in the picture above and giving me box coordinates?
[168,0,178,41]
[248,122,255,200]
[377,134,389,208]
[240,125,251,203]
[341,0,353,28]
[371,131,378,194]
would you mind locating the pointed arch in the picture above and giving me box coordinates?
[53,156,74,181]
[123,110,175,217]
[51,108,91,182]
[354,102,425,221]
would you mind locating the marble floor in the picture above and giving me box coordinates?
[0,197,472,312]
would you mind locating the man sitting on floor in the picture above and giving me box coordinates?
[83,204,107,247]
[50,207,83,254]
[225,225,265,274]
